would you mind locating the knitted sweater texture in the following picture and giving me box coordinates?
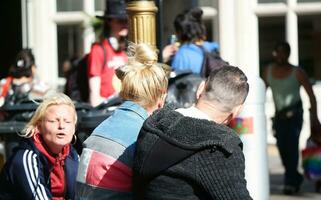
[133,105,252,200]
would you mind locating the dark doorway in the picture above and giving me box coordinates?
[0,0,22,79]
[258,16,286,77]
[298,14,321,81]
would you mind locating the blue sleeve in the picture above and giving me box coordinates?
[10,150,52,200]
[171,50,188,72]
[203,41,219,52]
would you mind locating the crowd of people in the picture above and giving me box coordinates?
[0,0,321,199]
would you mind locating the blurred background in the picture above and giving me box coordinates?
[1,0,321,198]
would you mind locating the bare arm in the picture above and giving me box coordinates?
[296,67,320,127]
[162,44,178,64]
[89,76,105,107]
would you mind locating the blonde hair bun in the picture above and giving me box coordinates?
[116,43,158,81]
[117,42,169,108]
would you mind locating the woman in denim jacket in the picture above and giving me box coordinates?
[75,43,169,200]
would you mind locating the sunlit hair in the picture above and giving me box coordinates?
[203,66,249,112]
[20,92,77,138]
[116,43,169,108]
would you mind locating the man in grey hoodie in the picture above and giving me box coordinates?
[132,66,252,200]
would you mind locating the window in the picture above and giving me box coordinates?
[198,0,215,6]
[298,15,321,81]
[258,16,285,74]
[56,0,83,12]
[298,0,321,2]
[95,0,105,11]
[57,25,83,77]
[258,0,286,3]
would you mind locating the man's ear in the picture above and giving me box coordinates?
[157,93,167,109]
[232,104,244,118]
[196,81,206,100]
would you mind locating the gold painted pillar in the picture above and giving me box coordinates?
[126,0,158,48]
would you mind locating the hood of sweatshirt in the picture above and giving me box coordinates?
[135,105,243,178]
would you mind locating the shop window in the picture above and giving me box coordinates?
[298,15,321,81]
[258,0,286,3]
[57,0,83,12]
[57,24,83,78]
[258,16,285,76]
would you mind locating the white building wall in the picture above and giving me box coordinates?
[33,0,58,88]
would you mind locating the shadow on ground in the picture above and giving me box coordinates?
[270,173,321,200]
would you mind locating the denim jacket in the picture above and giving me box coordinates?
[75,101,148,200]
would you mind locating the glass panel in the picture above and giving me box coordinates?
[298,0,321,2]
[57,25,83,77]
[298,15,321,81]
[258,0,286,3]
[56,0,83,12]
[198,0,215,7]
[258,16,285,75]
[95,0,105,11]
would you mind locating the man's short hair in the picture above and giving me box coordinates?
[203,66,249,112]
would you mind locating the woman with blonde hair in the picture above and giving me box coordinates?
[0,92,79,200]
[75,43,169,200]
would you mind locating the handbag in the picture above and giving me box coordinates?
[302,139,321,180]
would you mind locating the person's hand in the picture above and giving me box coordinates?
[310,110,321,144]
[162,44,178,63]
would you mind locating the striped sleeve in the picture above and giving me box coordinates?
[11,150,51,200]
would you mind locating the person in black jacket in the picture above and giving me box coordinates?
[133,66,252,200]
[0,92,79,200]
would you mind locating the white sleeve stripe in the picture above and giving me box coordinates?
[30,151,50,200]
[22,150,49,200]
[23,151,36,196]
[28,151,44,200]
[32,154,49,200]
[26,151,43,200]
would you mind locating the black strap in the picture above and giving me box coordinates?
[98,42,107,69]
[198,45,208,78]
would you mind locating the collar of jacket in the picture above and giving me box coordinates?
[142,104,242,154]
[118,100,149,120]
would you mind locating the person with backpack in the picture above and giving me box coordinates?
[0,49,49,109]
[87,0,128,106]
[163,7,226,77]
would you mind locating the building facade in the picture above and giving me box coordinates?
[12,0,321,146]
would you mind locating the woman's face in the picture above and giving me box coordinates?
[272,47,289,65]
[38,104,76,154]
[109,18,128,38]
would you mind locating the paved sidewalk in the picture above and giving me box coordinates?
[269,145,321,200]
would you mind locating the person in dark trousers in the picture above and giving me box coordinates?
[132,66,252,200]
[0,93,79,200]
[262,41,321,195]
[88,0,128,107]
